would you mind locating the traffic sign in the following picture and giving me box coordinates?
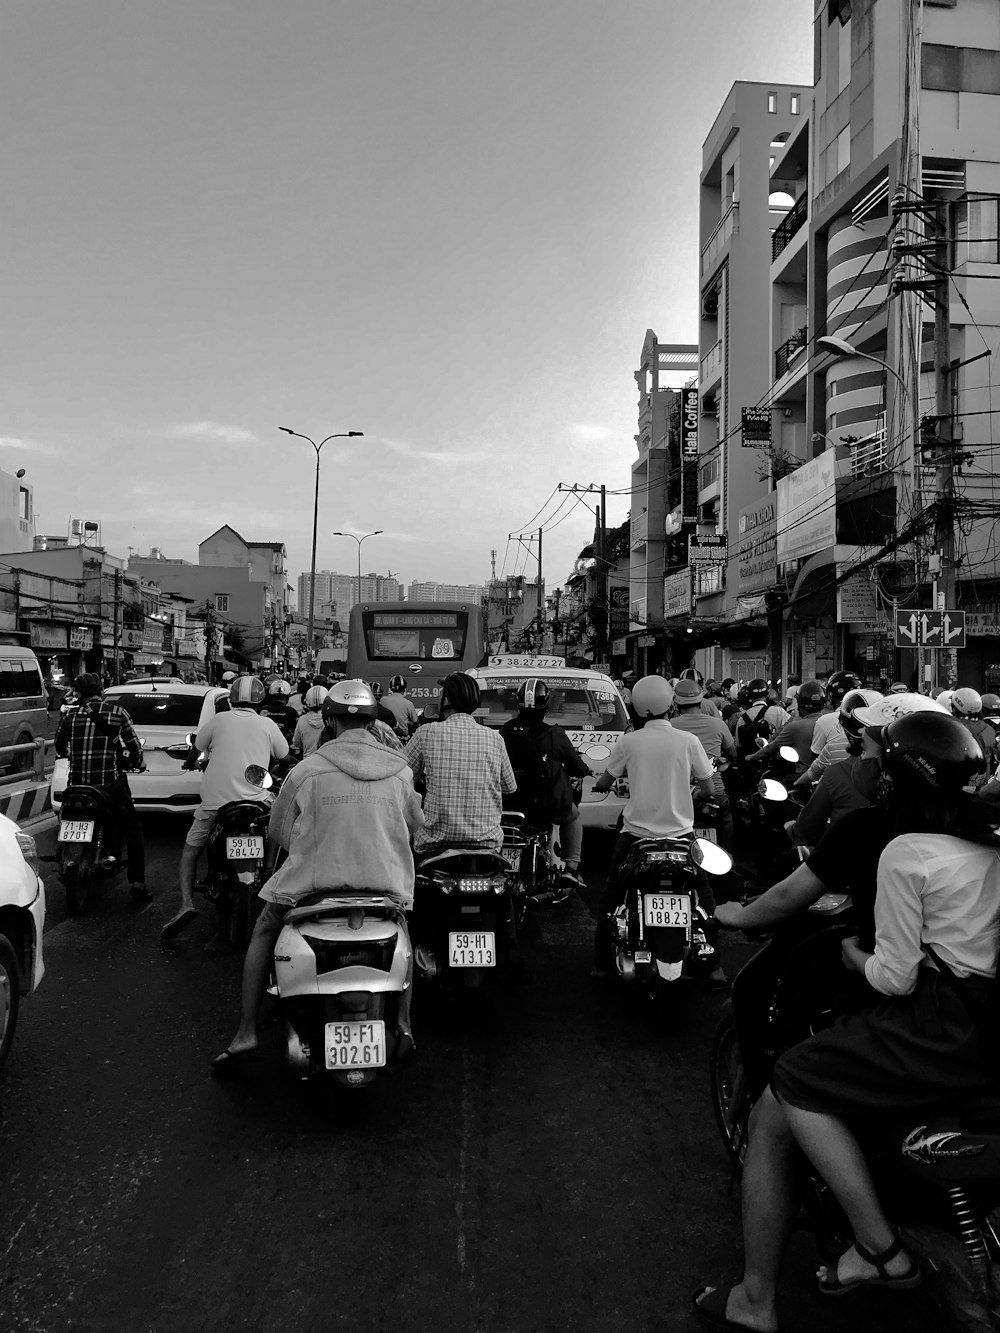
[894,609,966,648]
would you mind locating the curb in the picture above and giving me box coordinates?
[0,781,52,825]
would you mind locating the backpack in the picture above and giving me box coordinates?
[502,722,574,824]
[736,702,774,757]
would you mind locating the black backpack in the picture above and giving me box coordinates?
[736,702,774,756]
[502,722,574,823]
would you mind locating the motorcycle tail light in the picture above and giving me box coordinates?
[643,849,688,865]
[458,875,504,894]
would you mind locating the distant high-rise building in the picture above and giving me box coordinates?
[407,580,484,604]
[297,570,401,621]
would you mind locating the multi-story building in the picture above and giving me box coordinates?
[407,580,484,604]
[297,570,402,622]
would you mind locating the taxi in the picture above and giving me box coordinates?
[467,655,630,831]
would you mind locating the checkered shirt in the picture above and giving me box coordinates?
[55,699,144,788]
[404,713,516,853]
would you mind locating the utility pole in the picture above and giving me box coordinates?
[204,599,217,683]
[932,199,956,687]
[112,568,122,684]
[536,525,543,639]
[557,483,608,664]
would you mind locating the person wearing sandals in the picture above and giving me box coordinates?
[695,711,1000,1332]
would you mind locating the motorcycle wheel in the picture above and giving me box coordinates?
[0,934,21,1071]
[228,880,250,950]
[63,855,93,915]
[710,1013,750,1164]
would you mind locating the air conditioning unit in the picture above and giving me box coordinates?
[702,396,718,418]
[702,293,719,317]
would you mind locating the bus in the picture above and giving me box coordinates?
[346,601,484,705]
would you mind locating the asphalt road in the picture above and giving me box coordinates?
[1,819,946,1332]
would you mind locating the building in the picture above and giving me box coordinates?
[297,570,402,622]
[407,580,484,604]
[485,575,542,651]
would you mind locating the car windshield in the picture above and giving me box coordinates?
[475,678,628,730]
[108,691,206,728]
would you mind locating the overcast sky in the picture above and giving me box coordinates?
[2,0,811,598]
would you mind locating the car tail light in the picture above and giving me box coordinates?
[16,832,39,876]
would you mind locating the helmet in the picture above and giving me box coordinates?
[230,676,265,707]
[389,675,406,693]
[268,678,292,697]
[322,679,377,722]
[441,672,480,714]
[889,681,908,694]
[880,711,985,793]
[951,687,983,718]
[631,675,674,718]
[839,688,885,738]
[517,678,550,712]
[827,670,862,705]
[679,667,704,685]
[852,691,946,730]
[370,682,384,700]
[673,678,703,706]
[221,670,237,683]
[936,690,955,713]
[747,678,768,700]
[304,685,329,709]
[981,692,1000,716]
[796,680,827,714]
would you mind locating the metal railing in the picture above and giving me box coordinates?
[774,327,808,379]
[701,203,738,277]
[771,194,807,261]
[0,738,54,786]
[850,427,888,476]
[701,339,723,383]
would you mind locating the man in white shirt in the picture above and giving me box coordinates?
[162,676,289,939]
[590,675,716,978]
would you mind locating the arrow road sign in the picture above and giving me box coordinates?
[894,609,966,648]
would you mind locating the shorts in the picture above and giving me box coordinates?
[185,806,217,849]
[256,900,288,932]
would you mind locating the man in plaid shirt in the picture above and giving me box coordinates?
[404,672,516,856]
[54,672,149,899]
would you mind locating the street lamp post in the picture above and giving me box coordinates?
[816,334,909,401]
[279,426,363,670]
[332,530,384,610]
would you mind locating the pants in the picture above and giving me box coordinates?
[109,778,145,884]
[593,832,718,968]
[559,805,583,867]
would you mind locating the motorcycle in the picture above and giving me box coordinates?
[711,899,1000,1331]
[56,741,146,914]
[609,834,732,997]
[746,745,809,883]
[412,847,520,989]
[194,763,273,948]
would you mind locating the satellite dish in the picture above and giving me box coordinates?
[15,469,25,479]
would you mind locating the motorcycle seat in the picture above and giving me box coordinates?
[61,785,119,817]
[285,892,405,925]
[418,848,509,873]
[214,799,272,824]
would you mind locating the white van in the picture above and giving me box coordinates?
[0,646,47,774]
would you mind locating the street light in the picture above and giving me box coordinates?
[279,426,363,670]
[332,530,383,609]
[816,335,909,400]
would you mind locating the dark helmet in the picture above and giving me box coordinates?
[389,674,406,693]
[839,688,885,738]
[679,667,704,686]
[441,672,480,715]
[370,681,384,701]
[880,712,985,793]
[827,670,862,705]
[796,680,827,714]
[982,692,1000,716]
[230,676,265,707]
[517,678,550,712]
[747,678,769,700]
[322,679,377,722]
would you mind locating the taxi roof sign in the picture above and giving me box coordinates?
[485,655,566,669]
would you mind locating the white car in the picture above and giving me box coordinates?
[0,812,45,1070]
[51,682,229,816]
[467,659,631,831]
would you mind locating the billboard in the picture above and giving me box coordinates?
[776,452,836,563]
[681,387,700,525]
[735,497,777,596]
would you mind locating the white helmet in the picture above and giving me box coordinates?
[630,675,674,718]
[951,687,983,718]
[936,689,955,713]
[268,678,292,697]
[851,692,947,730]
[304,685,329,709]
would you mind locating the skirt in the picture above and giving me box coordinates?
[772,966,1000,1119]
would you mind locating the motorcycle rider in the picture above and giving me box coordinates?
[746,678,826,772]
[213,680,425,1068]
[798,669,861,781]
[403,671,516,859]
[380,674,419,739]
[786,688,887,846]
[259,677,296,740]
[53,671,150,901]
[289,685,329,759]
[590,676,721,981]
[730,679,789,761]
[669,677,736,851]
[951,687,998,778]
[698,711,997,1330]
[499,678,592,895]
[162,676,289,939]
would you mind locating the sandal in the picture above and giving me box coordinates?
[692,1285,777,1332]
[818,1231,921,1296]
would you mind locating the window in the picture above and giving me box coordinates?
[109,692,207,727]
[922,45,1000,95]
[215,594,230,613]
[791,93,801,115]
[17,487,30,521]
[956,197,1000,264]
[767,92,777,113]
[837,17,852,93]
[836,125,851,175]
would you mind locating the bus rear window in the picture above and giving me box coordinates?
[363,611,468,662]
[109,692,206,727]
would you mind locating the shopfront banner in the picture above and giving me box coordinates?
[736,497,777,596]
[776,453,835,563]
[663,568,693,619]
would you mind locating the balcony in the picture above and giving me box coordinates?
[701,339,723,386]
[771,194,807,262]
[774,327,808,380]
[630,508,648,550]
[701,202,738,279]
[849,427,888,477]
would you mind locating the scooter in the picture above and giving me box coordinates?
[196,764,273,949]
[412,847,519,989]
[56,742,146,914]
[609,834,732,997]
[712,900,1000,1330]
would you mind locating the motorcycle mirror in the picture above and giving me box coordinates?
[186,732,198,746]
[691,839,733,877]
[759,777,789,801]
[244,764,273,789]
[138,737,146,749]
[779,745,799,764]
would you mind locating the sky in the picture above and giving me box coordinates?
[1,0,812,602]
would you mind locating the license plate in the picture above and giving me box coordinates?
[58,820,94,843]
[643,893,692,928]
[226,835,264,859]
[500,846,521,870]
[694,827,718,844]
[448,931,496,967]
[324,1020,386,1071]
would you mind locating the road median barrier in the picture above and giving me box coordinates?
[0,780,52,826]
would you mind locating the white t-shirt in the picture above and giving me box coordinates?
[605,719,714,838]
[865,833,1000,995]
[195,708,290,812]
[809,710,841,757]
